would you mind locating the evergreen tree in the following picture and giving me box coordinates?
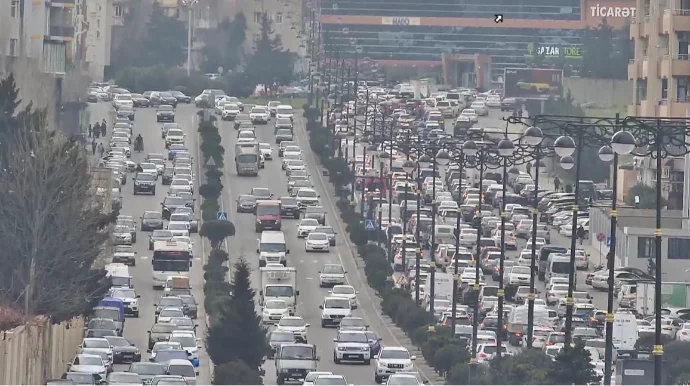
[213,360,263,385]
[0,73,20,133]
[546,345,601,385]
[206,257,268,369]
[245,12,294,93]
[201,14,247,74]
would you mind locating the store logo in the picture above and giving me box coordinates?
[381,17,420,26]
[526,43,581,58]
[590,3,636,18]
[392,17,410,25]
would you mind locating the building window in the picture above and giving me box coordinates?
[668,238,690,259]
[115,5,123,17]
[254,12,262,23]
[638,237,655,258]
[11,0,19,18]
[9,39,17,56]
[275,12,283,23]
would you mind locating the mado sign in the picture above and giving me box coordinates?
[382,17,420,26]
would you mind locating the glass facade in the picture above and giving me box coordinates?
[320,0,582,20]
[323,24,582,78]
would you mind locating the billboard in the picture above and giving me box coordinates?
[503,68,564,100]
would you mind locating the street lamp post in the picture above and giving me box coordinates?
[402,160,416,273]
[415,140,423,305]
[495,136,516,356]
[522,126,545,347]
[450,148,465,335]
[182,0,198,76]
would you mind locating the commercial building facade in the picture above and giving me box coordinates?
[319,0,636,86]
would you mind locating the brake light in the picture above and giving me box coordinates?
[546,341,553,346]
[480,324,485,329]
[503,325,507,330]
[590,317,597,322]
[478,352,487,358]
[547,291,554,297]
[515,333,522,337]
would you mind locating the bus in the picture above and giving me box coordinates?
[152,240,192,289]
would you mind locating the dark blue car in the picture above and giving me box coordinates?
[364,331,383,356]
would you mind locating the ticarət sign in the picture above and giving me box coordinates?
[590,3,637,18]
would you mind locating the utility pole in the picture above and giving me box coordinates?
[182,0,198,75]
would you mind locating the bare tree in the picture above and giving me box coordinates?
[0,110,111,321]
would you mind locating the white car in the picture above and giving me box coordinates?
[286,160,307,175]
[166,221,190,237]
[249,106,270,123]
[171,236,194,255]
[560,218,590,237]
[68,354,108,379]
[507,266,532,286]
[170,178,193,193]
[329,285,359,308]
[149,341,182,362]
[165,128,186,148]
[574,249,590,270]
[319,264,346,287]
[475,343,509,363]
[485,96,502,108]
[259,143,273,160]
[521,326,553,348]
[320,297,352,327]
[545,284,569,306]
[333,330,371,364]
[470,101,489,116]
[276,316,310,342]
[374,347,416,384]
[138,162,158,177]
[221,103,240,120]
[303,372,334,386]
[297,218,320,238]
[78,338,114,367]
[262,299,290,324]
[306,232,330,252]
[676,323,690,341]
[493,231,518,250]
[168,331,200,366]
[637,319,655,334]
[517,250,534,266]
[459,109,478,123]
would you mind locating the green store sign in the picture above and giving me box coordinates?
[526,43,582,59]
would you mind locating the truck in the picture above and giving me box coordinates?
[259,266,299,315]
[275,343,319,384]
[635,281,690,316]
[505,304,549,346]
[235,141,260,176]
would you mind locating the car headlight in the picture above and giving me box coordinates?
[337,346,346,351]
[377,361,387,368]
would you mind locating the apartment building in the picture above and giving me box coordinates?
[0,0,111,80]
[628,0,689,211]
[233,0,306,56]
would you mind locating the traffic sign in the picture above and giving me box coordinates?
[364,219,378,231]
[206,157,217,168]
[217,211,228,220]
[596,233,605,242]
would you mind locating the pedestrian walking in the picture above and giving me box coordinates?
[91,139,97,155]
[88,124,92,138]
[526,162,532,177]
[577,224,586,245]
[554,176,561,192]
[101,121,106,137]
[98,143,105,158]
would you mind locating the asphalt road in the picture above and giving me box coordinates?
[218,110,433,385]
[88,103,212,383]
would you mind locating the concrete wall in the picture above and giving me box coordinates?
[564,77,632,108]
[0,317,84,384]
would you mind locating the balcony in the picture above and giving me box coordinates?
[629,59,640,80]
[663,9,690,33]
[45,25,74,41]
[630,18,643,38]
[642,56,651,78]
[660,54,690,77]
[658,99,690,116]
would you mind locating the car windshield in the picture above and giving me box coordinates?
[111,289,136,298]
[239,195,257,203]
[160,309,184,317]
[170,317,193,327]
[300,219,319,227]
[152,230,173,239]
[271,331,296,342]
[276,118,291,125]
[339,332,368,343]
[314,377,347,385]
[164,197,186,206]
[169,335,196,347]
[325,298,350,308]
[281,197,297,206]
[104,336,129,347]
[380,349,410,360]
[109,373,141,383]
[280,345,315,360]
[388,375,421,385]
[265,300,287,309]
[168,364,195,377]
[75,355,103,366]
[332,286,354,295]
[167,129,183,137]
[276,129,292,136]
[314,227,334,235]
[252,188,270,197]
[251,108,265,114]
[130,363,166,375]
[84,339,109,348]
[279,318,305,327]
[323,265,344,274]
[144,212,162,219]
[158,105,173,111]
[168,223,187,231]
[151,323,176,333]
[153,342,181,352]
[137,173,156,181]
[114,245,134,253]
[299,190,317,198]
[309,233,328,240]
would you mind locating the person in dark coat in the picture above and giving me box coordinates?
[554,176,561,192]
[101,121,106,137]
[91,139,97,155]
[526,162,532,177]
[94,123,101,138]
[88,124,92,138]
[577,225,586,245]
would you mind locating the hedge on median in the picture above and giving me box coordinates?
[304,107,473,381]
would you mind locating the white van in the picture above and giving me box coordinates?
[105,263,133,288]
[380,203,401,228]
[546,253,576,285]
[276,105,294,121]
[257,231,289,267]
